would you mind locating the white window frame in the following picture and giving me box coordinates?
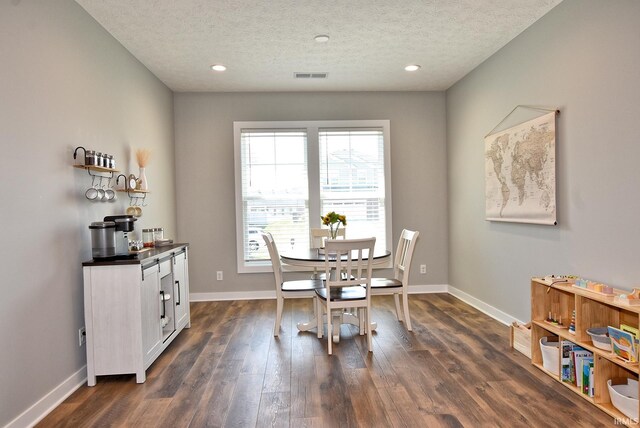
[234,120,392,273]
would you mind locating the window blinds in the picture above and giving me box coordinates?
[240,129,310,260]
[318,128,387,251]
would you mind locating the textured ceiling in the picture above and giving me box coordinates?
[75,0,562,92]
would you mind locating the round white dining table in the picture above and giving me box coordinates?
[280,248,391,341]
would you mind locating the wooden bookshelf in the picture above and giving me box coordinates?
[531,278,639,426]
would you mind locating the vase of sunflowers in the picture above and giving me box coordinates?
[321,211,347,240]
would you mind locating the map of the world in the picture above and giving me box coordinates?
[484,111,557,225]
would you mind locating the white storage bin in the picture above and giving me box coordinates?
[540,337,559,375]
[608,378,639,421]
[586,327,611,351]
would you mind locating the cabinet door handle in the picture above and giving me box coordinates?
[175,280,181,306]
[160,291,166,319]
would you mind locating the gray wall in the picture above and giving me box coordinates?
[0,1,175,425]
[446,0,640,322]
[13,0,635,423]
[174,92,448,294]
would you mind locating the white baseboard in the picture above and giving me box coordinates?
[6,366,86,428]
[190,290,276,301]
[408,284,448,294]
[447,285,525,326]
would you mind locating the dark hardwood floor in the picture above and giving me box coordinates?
[39,294,613,427]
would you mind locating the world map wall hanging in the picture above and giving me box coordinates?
[484,106,559,225]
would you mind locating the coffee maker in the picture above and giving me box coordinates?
[90,215,137,259]
[89,221,116,259]
[104,215,137,257]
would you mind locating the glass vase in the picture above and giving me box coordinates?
[330,223,339,239]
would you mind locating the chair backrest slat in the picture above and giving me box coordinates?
[394,229,419,285]
[324,238,376,298]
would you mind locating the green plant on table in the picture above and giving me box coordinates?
[320,211,347,239]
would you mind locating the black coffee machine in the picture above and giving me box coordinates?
[103,215,137,258]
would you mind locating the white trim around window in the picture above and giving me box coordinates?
[234,120,392,273]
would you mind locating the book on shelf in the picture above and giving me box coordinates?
[561,340,585,384]
[620,324,640,339]
[608,326,637,363]
[572,350,593,388]
[582,359,594,397]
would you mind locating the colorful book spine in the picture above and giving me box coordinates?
[582,359,594,395]
[561,340,573,383]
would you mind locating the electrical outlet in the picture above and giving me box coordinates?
[420,264,427,274]
[216,271,223,281]
[78,327,86,347]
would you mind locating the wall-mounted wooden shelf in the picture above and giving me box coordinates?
[117,189,150,194]
[73,164,120,174]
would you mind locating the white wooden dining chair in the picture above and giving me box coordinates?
[262,232,323,337]
[315,237,376,355]
[309,227,346,279]
[310,227,346,249]
[370,229,419,331]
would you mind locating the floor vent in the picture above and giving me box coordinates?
[294,72,328,79]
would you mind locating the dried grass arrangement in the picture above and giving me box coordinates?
[135,148,151,190]
[136,148,152,168]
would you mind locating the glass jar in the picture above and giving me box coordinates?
[85,150,96,166]
[153,228,164,242]
[107,155,115,169]
[142,228,154,247]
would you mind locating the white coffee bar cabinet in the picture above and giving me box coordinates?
[82,244,190,386]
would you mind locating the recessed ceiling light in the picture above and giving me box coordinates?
[211,64,226,72]
[314,35,330,43]
[404,64,421,72]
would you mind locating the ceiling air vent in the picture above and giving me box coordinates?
[294,72,328,79]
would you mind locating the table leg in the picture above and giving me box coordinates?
[333,312,341,343]
[296,318,317,331]
[341,312,377,331]
[298,313,377,333]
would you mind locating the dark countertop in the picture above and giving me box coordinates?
[82,243,189,267]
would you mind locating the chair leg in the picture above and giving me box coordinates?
[393,294,402,321]
[316,297,323,339]
[402,292,412,331]
[358,308,365,335]
[274,297,283,337]
[366,307,372,352]
[326,305,333,355]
